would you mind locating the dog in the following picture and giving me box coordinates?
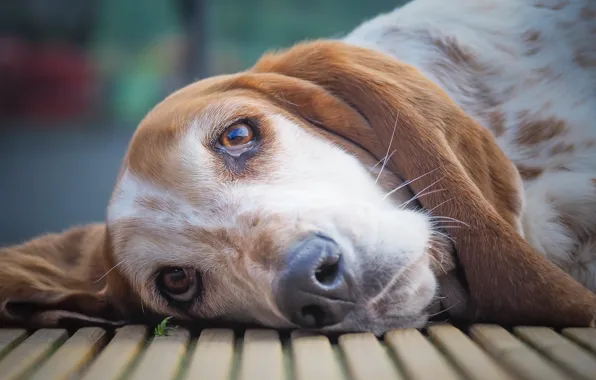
[1,0,595,334]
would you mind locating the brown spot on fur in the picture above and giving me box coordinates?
[427,34,504,129]
[549,142,575,156]
[535,66,561,81]
[534,0,569,10]
[488,110,506,137]
[574,51,596,67]
[515,114,569,146]
[580,6,596,20]
[523,30,541,42]
[433,35,477,66]
[559,20,575,29]
[516,165,544,180]
[592,178,596,186]
[524,44,541,56]
[552,164,572,172]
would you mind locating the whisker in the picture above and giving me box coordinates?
[428,250,446,272]
[430,215,470,227]
[433,225,463,230]
[375,114,399,184]
[371,149,396,171]
[433,230,455,244]
[394,175,445,205]
[94,260,124,283]
[427,198,455,213]
[381,167,441,201]
[426,317,451,325]
[428,299,462,318]
[400,188,446,208]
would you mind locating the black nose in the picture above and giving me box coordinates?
[276,233,355,328]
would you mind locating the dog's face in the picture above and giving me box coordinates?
[106,77,452,334]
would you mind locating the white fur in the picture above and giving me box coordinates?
[344,0,596,290]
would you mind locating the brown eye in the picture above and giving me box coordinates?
[218,123,255,148]
[157,267,199,302]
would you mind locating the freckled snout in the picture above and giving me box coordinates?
[275,233,356,328]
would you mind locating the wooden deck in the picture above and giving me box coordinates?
[0,324,595,379]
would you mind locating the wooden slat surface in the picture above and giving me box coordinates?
[563,328,596,355]
[184,328,235,380]
[29,327,107,380]
[129,328,190,380]
[0,323,594,380]
[386,328,461,380]
[469,324,569,380]
[0,329,27,358]
[339,332,403,380]
[0,328,68,380]
[514,326,596,380]
[80,325,147,380]
[238,329,285,380]
[291,330,343,380]
[428,324,513,380]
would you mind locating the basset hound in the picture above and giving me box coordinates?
[1,0,595,334]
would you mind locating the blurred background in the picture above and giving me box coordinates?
[0,0,406,245]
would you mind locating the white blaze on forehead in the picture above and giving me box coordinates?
[107,168,210,228]
[107,169,208,284]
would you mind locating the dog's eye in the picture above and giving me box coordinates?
[157,267,200,303]
[220,123,254,146]
[217,123,256,155]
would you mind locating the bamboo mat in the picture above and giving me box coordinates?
[0,324,595,380]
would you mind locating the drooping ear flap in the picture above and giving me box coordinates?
[247,41,596,327]
[0,224,128,328]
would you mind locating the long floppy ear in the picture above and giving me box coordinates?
[246,41,596,327]
[0,224,128,328]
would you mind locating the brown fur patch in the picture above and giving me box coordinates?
[523,30,542,56]
[515,114,569,146]
[488,110,506,137]
[535,66,562,82]
[426,33,504,134]
[0,224,127,327]
[574,51,596,68]
[549,142,575,156]
[523,30,541,42]
[517,164,544,180]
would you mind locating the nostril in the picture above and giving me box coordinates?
[299,305,326,328]
[314,254,341,285]
[277,233,355,328]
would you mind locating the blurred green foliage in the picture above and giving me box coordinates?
[208,0,401,74]
[1,0,407,126]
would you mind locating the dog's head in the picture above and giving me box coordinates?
[2,41,594,332]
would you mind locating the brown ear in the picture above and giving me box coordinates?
[0,224,128,328]
[245,40,596,327]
